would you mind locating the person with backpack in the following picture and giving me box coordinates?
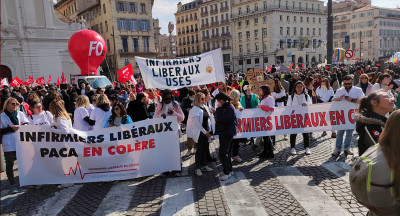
[356,91,395,156]
[287,81,313,155]
[214,92,237,181]
[350,109,400,216]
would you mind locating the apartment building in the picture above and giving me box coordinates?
[159,34,177,58]
[56,0,156,75]
[333,5,400,61]
[231,0,326,73]
[175,1,201,57]
[54,0,79,23]
[153,18,162,56]
[332,0,371,13]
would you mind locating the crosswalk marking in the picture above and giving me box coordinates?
[270,166,351,216]
[322,162,351,184]
[32,185,83,216]
[0,190,25,207]
[220,171,268,216]
[93,181,137,216]
[160,177,196,216]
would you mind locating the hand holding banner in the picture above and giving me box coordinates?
[135,49,225,89]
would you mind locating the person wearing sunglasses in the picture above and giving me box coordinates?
[104,102,132,128]
[355,74,373,96]
[1,97,30,194]
[332,75,365,156]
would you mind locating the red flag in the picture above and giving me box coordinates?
[47,75,52,85]
[10,77,23,87]
[301,63,305,69]
[57,78,60,86]
[61,72,67,83]
[117,63,134,83]
[35,77,45,86]
[23,76,33,86]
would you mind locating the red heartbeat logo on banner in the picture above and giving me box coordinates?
[64,162,137,180]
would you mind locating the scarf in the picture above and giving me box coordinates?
[360,82,368,94]
[4,110,19,125]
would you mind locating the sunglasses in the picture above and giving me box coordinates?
[200,98,206,100]
[343,83,352,86]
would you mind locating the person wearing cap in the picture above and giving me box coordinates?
[240,85,259,109]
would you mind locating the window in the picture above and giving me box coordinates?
[247,44,250,53]
[306,17,309,23]
[368,41,372,48]
[263,16,267,23]
[105,21,108,32]
[300,17,303,23]
[246,6,250,13]
[130,3,136,12]
[130,20,136,31]
[125,58,129,66]
[107,39,110,51]
[263,1,267,10]
[294,16,297,22]
[100,23,103,33]
[239,45,243,53]
[255,43,259,51]
[254,29,258,38]
[255,4,258,11]
[238,7,242,15]
[247,59,251,64]
[307,28,309,35]
[246,31,250,39]
[143,37,149,52]
[141,3,146,13]
[287,16,290,22]
[238,32,242,40]
[280,27,283,35]
[255,58,259,64]
[118,19,125,30]
[238,21,241,27]
[254,18,258,24]
[246,20,250,26]
[117,2,124,11]
[287,27,290,35]
[318,28,321,36]
[313,17,315,23]
[319,18,321,24]
[293,27,296,35]
[300,27,303,35]
[313,28,315,36]
[263,28,267,36]
[141,20,149,31]
[280,15,283,21]
[103,4,106,13]
[122,37,128,52]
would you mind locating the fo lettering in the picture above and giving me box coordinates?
[88,41,104,56]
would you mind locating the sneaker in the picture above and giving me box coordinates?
[321,131,327,137]
[185,149,192,156]
[310,136,317,141]
[331,132,337,138]
[344,148,354,155]
[10,186,18,194]
[195,168,203,176]
[201,166,213,172]
[305,148,311,155]
[283,135,288,140]
[332,148,341,156]
[219,172,233,181]
[291,148,297,155]
[233,155,242,163]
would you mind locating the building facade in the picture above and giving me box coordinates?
[58,0,157,76]
[153,18,162,56]
[175,1,201,57]
[333,5,400,61]
[332,0,371,14]
[54,0,79,23]
[159,34,177,58]
[231,0,326,73]
[1,0,81,82]
[199,0,233,72]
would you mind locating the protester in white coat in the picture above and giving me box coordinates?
[88,95,112,131]
[1,98,29,194]
[73,95,92,131]
[28,101,53,126]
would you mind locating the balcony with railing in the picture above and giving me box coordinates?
[220,6,229,13]
[222,46,232,50]
[210,8,218,15]
[201,23,209,29]
[203,48,211,52]
[220,19,229,25]
[202,35,210,40]
[201,11,208,17]
[211,34,219,38]
[221,32,231,37]
[211,21,219,26]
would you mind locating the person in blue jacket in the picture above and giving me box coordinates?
[240,85,259,108]
[104,102,132,128]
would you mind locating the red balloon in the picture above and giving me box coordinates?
[68,30,107,76]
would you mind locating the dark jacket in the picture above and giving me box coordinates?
[128,100,151,122]
[180,97,193,124]
[356,112,386,156]
[214,102,237,137]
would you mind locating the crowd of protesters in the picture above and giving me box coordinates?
[1,61,399,203]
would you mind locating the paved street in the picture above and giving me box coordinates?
[1,132,368,216]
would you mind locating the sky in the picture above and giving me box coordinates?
[153,0,399,35]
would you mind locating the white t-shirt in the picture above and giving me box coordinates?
[73,107,92,131]
[272,91,286,107]
[89,107,112,130]
[29,111,54,126]
[333,86,365,101]
[316,87,335,103]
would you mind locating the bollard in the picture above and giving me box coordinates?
[0,145,5,172]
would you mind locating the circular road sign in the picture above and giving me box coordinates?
[345,50,354,59]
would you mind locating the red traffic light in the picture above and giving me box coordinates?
[326,66,330,70]
[377,63,380,67]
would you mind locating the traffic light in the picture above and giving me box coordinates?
[326,65,330,70]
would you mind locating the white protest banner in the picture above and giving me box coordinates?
[135,49,225,89]
[234,101,358,138]
[16,117,180,186]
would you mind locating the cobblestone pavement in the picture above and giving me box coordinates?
[1,132,368,216]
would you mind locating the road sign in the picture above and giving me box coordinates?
[345,49,353,59]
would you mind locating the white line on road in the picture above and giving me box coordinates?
[1,190,25,207]
[160,177,196,216]
[32,184,83,216]
[270,166,350,216]
[220,171,268,216]
[93,181,137,216]
[322,162,351,184]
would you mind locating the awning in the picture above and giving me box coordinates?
[313,39,317,43]
[280,39,286,43]
[287,39,292,43]
[294,40,300,43]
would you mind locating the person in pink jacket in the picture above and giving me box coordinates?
[154,89,184,177]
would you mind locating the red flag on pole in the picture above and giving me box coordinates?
[57,78,60,86]
[61,72,67,83]
[117,63,134,83]
[24,76,33,86]
[35,77,45,86]
[47,75,52,85]
[10,77,23,87]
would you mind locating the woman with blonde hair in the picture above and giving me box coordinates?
[88,94,112,130]
[27,92,41,106]
[187,92,213,176]
[73,95,92,131]
[230,89,243,163]
[49,100,72,134]
[355,74,373,96]
[1,98,29,194]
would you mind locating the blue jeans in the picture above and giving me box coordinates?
[335,129,354,150]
